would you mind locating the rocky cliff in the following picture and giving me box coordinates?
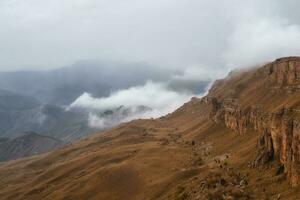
[201,57,300,186]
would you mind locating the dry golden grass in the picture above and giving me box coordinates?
[1,60,300,199]
[0,101,298,200]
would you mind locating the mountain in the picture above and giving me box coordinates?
[2,104,93,141]
[1,57,300,199]
[0,132,63,162]
[0,61,209,141]
[0,92,93,141]
[0,89,40,111]
[0,87,156,142]
[0,89,41,134]
[0,61,175,105]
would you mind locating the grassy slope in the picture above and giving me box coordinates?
[1,63,300,199]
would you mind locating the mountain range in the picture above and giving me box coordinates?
[0,57,300,199]
[0,61,209,161]
[0,132,63,162]
[0,61,205,105]
[0,61,209,136]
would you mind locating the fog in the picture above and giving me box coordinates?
[68,81,203,128]
[1,0,300,130]
[224,14,300,68]
[1,0,300,74]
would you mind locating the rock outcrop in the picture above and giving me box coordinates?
[201,57,300,187]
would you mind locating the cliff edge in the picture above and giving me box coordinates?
[202,57,300,186]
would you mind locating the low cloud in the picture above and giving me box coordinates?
[224,17,300,69]
[69,81,204,129]
[1,0,300,75]
[69,81,194,110]
[172,66,225,82]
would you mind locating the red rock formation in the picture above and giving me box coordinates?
[201,57,300,187]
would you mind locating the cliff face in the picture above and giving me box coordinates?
[270,57,300,86]
[202,57,300,186]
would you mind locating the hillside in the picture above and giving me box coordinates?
[0,57,300,199]
[0,89,41,134]
[0,62,209,143]
[0,132,63,162]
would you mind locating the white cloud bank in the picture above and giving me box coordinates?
[69,81,202,128]
[2,0,300,129]
[224,17,300,69]
[70,81,192,110]
[1,0,300,74]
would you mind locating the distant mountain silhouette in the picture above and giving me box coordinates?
[0,132,63,162]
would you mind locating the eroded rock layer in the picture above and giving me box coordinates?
[201,57,300,186]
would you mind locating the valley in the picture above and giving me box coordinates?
[0,57,300,199]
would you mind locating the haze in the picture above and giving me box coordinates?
[1,1,300,199]
[1,0,300,75]
[1,0,300,131]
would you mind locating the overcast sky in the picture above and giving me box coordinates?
[1,0,300,74]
